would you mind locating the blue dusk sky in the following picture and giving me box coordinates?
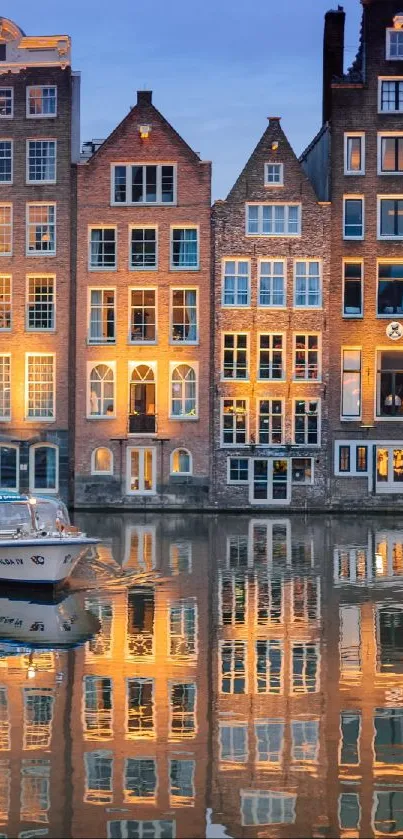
[4,0,362,197]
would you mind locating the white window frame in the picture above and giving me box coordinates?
[0,354,11,421]
[258,258,286,308]
[341,347,362,420]
[264,162,284,186]
[25,352,55,422]
[26,85,57,119]
[91,447,114,476]
[127,361,157,434]
[249,458,291,506]
[29,443,59,494]
[88,287,116,345]
[227,456,250,485]
[129,225,158,271]
[170,225,199,271]
[170,287,199,344]
[377,132,403,175]
[169,361,199,421]
[220,397,249,447]
[292,399,321,447]
[338,793,361,832]
[26,203,56,256]
[375,347,403,421]
[26,274,56,332]
[0,443,19,490]
[344,132,365,175]
[0,88,13,119]
[291,641,320,694]
[293,259,322,308]
[256,397,285,446]
[88,226,117,271]
[257,332,285,380]
[26,139,57,185]
[128,287,157,345]
[86,361,116,419]
[110,162,177,206]
[126,447,157,496]
[170,448,193,476]
[255,719,285,766]
[222,258,251,307]
[241,790,297,827]
[342,258,363,318]
[219,640,247,694]
[246,202,301,237]
[0,139,12,185]
[168,600,198,660]
[378,77,403,113]
[386,29,403,60]
[168,680,197,739]
[343,195,364,240]
[0,275,12,330]
[334,440,371,477]
[219,721,248,765]
[377,194,403,240]
[293,332,321,382]
[0,204,12,257]
[255,638,284,694]
[221,332,249,380]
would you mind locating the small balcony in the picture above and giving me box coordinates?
[128,413,156,434]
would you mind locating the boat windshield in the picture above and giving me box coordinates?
[35,498,70,528]
[0,502,31,530]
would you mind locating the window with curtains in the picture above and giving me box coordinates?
[170,364,197,418]
[222,399,248,446]
[0,141,12,183]
[258,334,284,379]
[294,260,321,307]
[26,354,54,419]
[223,333,248,378]
[112,163,176,204]
[0,205,12,255]
[379,135,403,173]
[257,399,284,445]
[170,448,192,475]
[0,276,11,330]
[27,140,56,183]
[223,259,250,305]
[341,349,361,418]
[258,260,285,306]
[89,228,116,269]
[26,86,57,117]
[30,444,58,492]
[130,227,157,269]
[246,203,301,235]
[88,289,115,344]
[170,228,198,269]
[344,134,365,174]
[88,364,115,417]
[26,276,55,330]
[0,88,13,118]
[130,289,156,343]
[0,356,10,419]
[171,289,198,341]
[26,204,55,254]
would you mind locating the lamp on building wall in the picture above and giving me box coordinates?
[138,124,151,140]
[393,14,403,29]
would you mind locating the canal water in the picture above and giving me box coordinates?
[1,512,403,838]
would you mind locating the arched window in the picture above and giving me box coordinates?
[88,363,115,417]
[91,447,113,475]
[171,448,192,475]
[171,364,197,418]
[29,444,58,493]
[0,444,19,490]
[130,365,156,433]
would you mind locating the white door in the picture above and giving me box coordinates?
[127,447,156,495]
[376,446,403,493]
[249,458,290,505]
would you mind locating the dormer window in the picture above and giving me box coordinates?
[265,163,283,186]
[387,28,403,60]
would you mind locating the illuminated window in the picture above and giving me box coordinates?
[169,541,192,574]
[130,226,157,269]
[219,574,247,625]
[376,351,403,416]
[112,163,175,205]
[126,589,154,659]
[0,688,10,750]
[255,721,284,765]
[88,289,115,343]
[127,448,156,494]
[20,759,50,824]
[241,790,296,826]
[223,259,250,306]
[107,820,175,839]
[291,719,319,763]
[220,723,248,764]
[27,276,55,330]
[23,689,54,750]
[91,447,113,475]
[84,751,113,804]
[387,30,403,59]
[294,260,321,307]
[83,676,113,740]
[221,399,247,446]
[294,333,319,380]
[291,457,313,484]
[124,526,155,572]
[339,712,360,764]
[379,135,403,173]
[344,134,365,174]
[292,577,320,622]
[0,141,11,183]
[169,759,195,806]
[257,399,283,445]
[26,86,57,117]
[126,678,154,739]
[0,205,12,255]
[220,641,246,694]
[30,444,58,492]
[0,356,10,420]
[89,228,116,269]
[294,400,320,446]
[227,457,249,484]
[130,289,156,343]
[27,140,56,183]
[88,363,115,417]
[170,228,199,269]
[124,758,156,802]
[26,354,55,419]
[246,203,301,235]
[343,261,363,316]
[379,197,403,239]
[341,349,361,419]
[170,364,197,418]
[171,289,198,341]
[223,333,248,379]
[170,448,192,475]
[339,793,360,831]
[170,683,197,737]
[265,162,283,185]
[257,578,283,624]
[26,204,55,254]
[292,643,319,694]
[256,639,283,694]
[258,333,284,379]
[0,276,11,329]
[85,598,113,659]
[373,790,403,834]
[0,88,12,118]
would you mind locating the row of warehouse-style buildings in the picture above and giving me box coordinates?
[0,0,403,510]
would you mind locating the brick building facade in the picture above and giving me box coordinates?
[0,17,79,503]
[73,91,211,508]
[212,118,330,509]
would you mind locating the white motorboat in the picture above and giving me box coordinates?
[0,493,100,584]
[0,589,100,650]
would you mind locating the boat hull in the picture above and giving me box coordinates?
[0,537,98,584]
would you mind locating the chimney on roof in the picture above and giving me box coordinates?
[268,116,281,125]
[322,6,345,124]
[137,90,152,106]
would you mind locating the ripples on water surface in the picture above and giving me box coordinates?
[1,513,403,838]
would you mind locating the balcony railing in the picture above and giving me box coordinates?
[128,413,156,434]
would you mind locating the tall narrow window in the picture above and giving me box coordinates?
[124,758,156,802]
[339,712,360,765]
[374,707,403,765]
[88,363,115,417]
[291,719,319,763]
[88,290,115,344]
[169,603,197,658]
[130,289,156,343]
[0,445,18,489]
[223,334,248,379]
[171,228,198,269]
[294,261,321,307]
[83,676,113,740]
[292,643,319,693]
[27,140,56,183]
[344,134,364,174]
[0,89,13,118]
[223,259,250,306]
[257,399,283,445]
[341,349,361,418]
[170,759,195,806]
[220,724,248,764]
[294,400,319,446]
[26,276,55,330]
[89,228,116,269]
[294,334,319,380]
[0,205,12,255]
[0,356,10,420]
[258,334,284,379]
[84,751,113,805]
[258,260,285,306]
[339,793,361,831]
[219,574,247,625]
[255,720,284,765]
[30,445,58,491]
[343,197,364,239]
[0,276,11,329]
[26,354,54,419]
[26,204,55,254]
[379,135,403,173]
[130,227,157,269]
[220,641,246,694]
[171,364,197,418]
[343,261,363,316]
[222,399,247,445]
[126,678,154,739]
[256,640,283,694]
[0,141,12,183]
[170,682,196,737]
[171,289,198,342]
